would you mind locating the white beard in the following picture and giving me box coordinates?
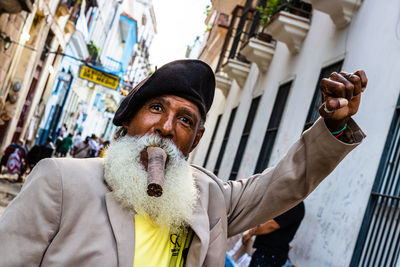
[104,134,198,231]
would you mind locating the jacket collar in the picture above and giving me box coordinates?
[186,194,209,266]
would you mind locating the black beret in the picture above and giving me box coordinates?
[113,59,215,126]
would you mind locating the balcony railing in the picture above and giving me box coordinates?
[215,0,312,73]
[264,0,312,53]
[270,0,312,21]
[216,4,254,73]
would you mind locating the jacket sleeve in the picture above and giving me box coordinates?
[0,158,62,266]
[223,117,365,237]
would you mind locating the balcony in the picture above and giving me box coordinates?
[265,0,311,54]
[240,34,276,73]
[215,72,232,97]
[222,59,250,88]
[303,0,362,28]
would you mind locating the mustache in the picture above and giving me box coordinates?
[135,135,184,198]
[137,135,184,159]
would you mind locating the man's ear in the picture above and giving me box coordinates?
[189,126,205,153]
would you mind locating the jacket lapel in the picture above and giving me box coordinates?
[186,195,209,266]
[105,192,135,267]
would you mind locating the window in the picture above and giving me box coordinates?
[303,61,343,131]
[203,115,222,167]
[254,81,292,174]
[229,96,261,180]
[214,108,238,176]
[351,96,400,267]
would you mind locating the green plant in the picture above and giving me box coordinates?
[257,0,284,28]
[204,4,211,16]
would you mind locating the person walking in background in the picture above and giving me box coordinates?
[54,135,63,157]
[59,133,73,157]
[1,140,27,182]
[98,140,110,158]
[43,137,56,153]
[71,136,91,158]
[88,134,99,157]
[242,202,305,267]
[59,123,67,138]
[26,137,55,171]
[72,131,82,150]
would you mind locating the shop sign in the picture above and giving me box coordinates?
[79,65,120,90]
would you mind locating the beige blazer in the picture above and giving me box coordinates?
[0,118,365,266]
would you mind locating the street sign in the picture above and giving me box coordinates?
[79,65,120,90]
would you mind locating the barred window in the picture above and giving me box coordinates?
[203,115,222,167]
[351,97,400,267]
[229,96,261,180]
[214,107,238,176]
[254,81,292,174]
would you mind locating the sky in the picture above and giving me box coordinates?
[149,0,211,69]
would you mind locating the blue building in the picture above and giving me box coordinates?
[37,0,139,144]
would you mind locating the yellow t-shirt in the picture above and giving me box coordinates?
[133,214,191,267]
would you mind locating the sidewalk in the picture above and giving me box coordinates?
[0,173,24,216]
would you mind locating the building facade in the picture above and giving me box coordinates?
[193,0,400,266]
[124,0,157,88]
[0,0,78,153]
[36,0,156,143]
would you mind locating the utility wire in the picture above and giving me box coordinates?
[1,33,131,88]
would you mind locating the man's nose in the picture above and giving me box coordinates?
[155,114,174,139]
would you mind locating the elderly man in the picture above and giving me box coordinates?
[0,60,366,266]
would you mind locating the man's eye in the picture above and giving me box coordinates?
[150,104,162,111]
[180,116,192,125]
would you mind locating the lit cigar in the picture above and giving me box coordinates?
[146,146,167,197]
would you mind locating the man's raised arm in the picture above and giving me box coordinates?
[223,70,367,237]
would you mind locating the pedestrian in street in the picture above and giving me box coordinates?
[59,123,67,138]
[58,133,73,157]
[54,135,63,157]
[98,140,110,158]
[88,133,99,157]
[26,137,55,171]
[1,140,27,182]
[71,136,91,158]
[242,202,305,267]
[43,137,56,153]
[72,131,82,149]
[0,60,367,266]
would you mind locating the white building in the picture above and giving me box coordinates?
[193,0,400,266]
[36,0,123,143]
[38,0,157,143]
[125,0,157,87]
